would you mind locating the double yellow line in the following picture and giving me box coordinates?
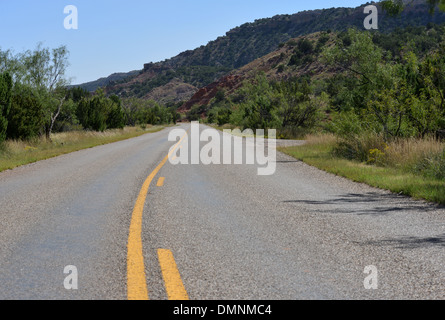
[127,132,188,300]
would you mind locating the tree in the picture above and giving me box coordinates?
[7,84,45,140]
[230,74,281,130]
[21,44,70,140]
[0,72,12,142]
[381,0,445,15]
[107,95,126,129]
[276,79,316,128]
[323,28,445,139]
[52,98,79,132]
[0,50,23,83]
[121,97,143,126]
[66,87,90,103]
[76,90,126,131]
[321,29,416,139]
[77,90,109,132]
[322,29,396,111]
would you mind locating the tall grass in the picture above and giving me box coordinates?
[0,125,165,172]
[385,137,444,171]
[279,133,445,205]
[333,133,445,178]
[304,133,337,146]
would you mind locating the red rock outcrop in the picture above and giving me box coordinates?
[178,74,243,113]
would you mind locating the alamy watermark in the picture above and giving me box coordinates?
[63,265,78,290]
[364,265,378,290]
[364,5,379,30]
[167,122,277,176]
[63,4,378,31]
[64,5,78,30]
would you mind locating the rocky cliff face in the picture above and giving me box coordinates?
[178,31,333,113]
[177,74,243,112]
[76,0,445,104]
[143,79,198,105]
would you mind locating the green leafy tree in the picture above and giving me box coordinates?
[52,98,79,132]
[77,90,128,131]
[229,74,281,130]
[207,106,232,126]
[7,84,45,140]
[0,72,12,142]
[21,44,71,140]
[321,28,425,140]
[77,90,111,132]
[121,97,144,126]
[324,28,445,139]
[322,29,394,111]
[0,50,23,82]
[66,87,91,103]
[107,95,126,129]
[381,0,445,15]
[122,97,175,126]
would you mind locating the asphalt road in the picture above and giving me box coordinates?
[0,123,444,300]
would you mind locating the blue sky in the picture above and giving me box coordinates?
[0,1,368,85]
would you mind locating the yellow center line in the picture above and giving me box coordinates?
[127,132,187,300]
[157,249,189,300]
[157,177,165,187]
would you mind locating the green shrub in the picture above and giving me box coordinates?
[207,106,232,126]
[414,149,445,180]
[7,85,45,140]
[288,54,301,66]
[333,133,387,163]
[0,72,12,142]
[187,104,207,122]
[77,90,127,131]
[297,38,314,54]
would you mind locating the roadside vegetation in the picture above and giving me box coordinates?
[0,44,177,172]
[279,134,445,204]
[197,23,445,204]
[2,4,445,205]
[0,125,165,172]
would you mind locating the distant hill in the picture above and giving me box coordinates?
[74,0,445,103]
[74,71,140,92]
[180,20,445,115]
[178,31,338,113]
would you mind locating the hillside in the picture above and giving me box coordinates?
[76,0,445,103]
[178,31,338,113]
[181,21,445,115]
[74,70,140,92]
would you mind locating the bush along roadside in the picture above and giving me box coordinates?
[279,134,445,205]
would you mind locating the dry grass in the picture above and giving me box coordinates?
[279,133,445,205]
[297,133,445,167]
[385,136,445,170]
[304,133,337,146]
[0,125,166,172]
